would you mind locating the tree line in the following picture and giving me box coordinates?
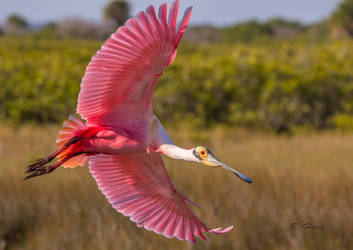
[1,0,353,41]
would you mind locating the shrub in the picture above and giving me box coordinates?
[1,36,353,132]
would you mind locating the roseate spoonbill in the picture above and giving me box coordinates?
[25,0,253,243]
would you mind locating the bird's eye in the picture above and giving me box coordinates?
[199,150,208,159]
[194,147,208,160]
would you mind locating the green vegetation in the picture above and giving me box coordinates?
[222,20,273,42]
[221,19,307,42]
[0,37,98,122]
[1,36,353,132]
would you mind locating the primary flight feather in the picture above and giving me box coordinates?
[25,0,252,243]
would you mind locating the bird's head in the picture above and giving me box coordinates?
[192,146,253,184]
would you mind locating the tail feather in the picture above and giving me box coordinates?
[56,115,89,168]
[63,154,89,168]
[25,115,89,180]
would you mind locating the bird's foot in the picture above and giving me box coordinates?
[24,164,56,180]
[26,158,51,174]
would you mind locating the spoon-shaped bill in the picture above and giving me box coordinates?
[205,152,253,184]
[222,164,253,184]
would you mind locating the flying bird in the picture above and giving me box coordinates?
[25,0,253,243]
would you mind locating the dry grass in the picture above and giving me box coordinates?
[0,125,352,250]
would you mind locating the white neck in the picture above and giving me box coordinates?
[157,144,200,162]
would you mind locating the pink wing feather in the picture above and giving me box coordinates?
[89,153,233,243]
[77,0,233,242]
[77,0,192,130]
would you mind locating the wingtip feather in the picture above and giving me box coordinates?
[168,0,179,29]
[158,3,168,24]
[209,225,234,234]
[175,6,193,45]
[178,6,193,32]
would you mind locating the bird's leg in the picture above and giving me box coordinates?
[24,152,82,180]
[26,136,80,173]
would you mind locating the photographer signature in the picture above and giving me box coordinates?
[289,222,325,231]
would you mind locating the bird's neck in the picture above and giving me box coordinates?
[158,144,198,162]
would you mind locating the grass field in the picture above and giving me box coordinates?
[0,125,352,250]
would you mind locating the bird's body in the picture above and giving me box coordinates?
[58,116,170,156]
[25,0,252,243]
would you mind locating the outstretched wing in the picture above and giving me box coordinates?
[77,0,192,129]
[89,153,233,243]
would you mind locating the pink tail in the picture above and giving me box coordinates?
[56,115,89,168]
